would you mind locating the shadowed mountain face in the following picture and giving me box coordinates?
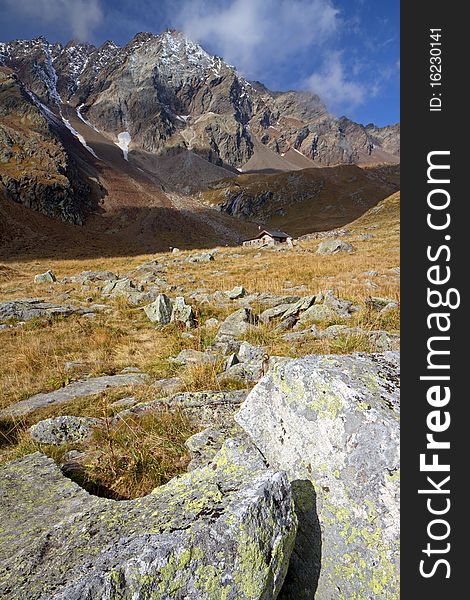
[0,31,399,256]
[203,164,400,236]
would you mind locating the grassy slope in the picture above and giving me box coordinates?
[202,164,400,235]
[0,191,399,496]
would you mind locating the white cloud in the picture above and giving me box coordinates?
[305,52,366,113]
[4,0,103,41]
[174,0,339,79]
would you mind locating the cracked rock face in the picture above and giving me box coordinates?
[0,438,297,600]
[236,352,400,600]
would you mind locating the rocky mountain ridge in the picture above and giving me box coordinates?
[1,30,399,170]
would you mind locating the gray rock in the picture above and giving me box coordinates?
[259,303,297,324]
[236,352,400,600]
[281,330,316,343]
[296,291,355,325]
[204,317,220,330]
[218,363,262,385]
[171,296,197,328]
[76,271,118,283]
[281,296,316,320]
[120,390,248,428]
[187,252,215,263]
[29,416,102,446]
[0,299,93,323]
[365,296,397,311]
[380,301,399,314]
[216,308,258,340]
[101,278,147,305]
[225,286,247,299]
[109,396,139,409]
[0,373,149,419]
[151,377,184,397]
[274,315,298,332]
[238,342,265,363]
[321,289,355,316]
[34,270,56,284]
[174,349,218,366]
[144,293,173,325]
[0,442,296,599]
[316,239,354,254]
[224,353,240,370]
[295,303,338,325]
[185,424,247,471]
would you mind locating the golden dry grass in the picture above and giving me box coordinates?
[0,192,400,494]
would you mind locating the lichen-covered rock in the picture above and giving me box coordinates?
[0,439,297,599]
[185,423,246,471]
[236,352,400,600]
[316,240,354,255]
[144,293,173,325]
[29,416,103,446]
[34,270,56,284]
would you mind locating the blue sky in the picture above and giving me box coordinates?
[0,0,399,126]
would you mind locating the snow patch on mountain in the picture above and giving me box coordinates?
[116,132,132,160]
[77,104,100,132]
[61,115,99,159]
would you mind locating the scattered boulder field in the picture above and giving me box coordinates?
[0,248,400,599]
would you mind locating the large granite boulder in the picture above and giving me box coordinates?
[0,439,297,599]
[236,352,400,600]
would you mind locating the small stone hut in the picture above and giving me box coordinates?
[243,229,293,248]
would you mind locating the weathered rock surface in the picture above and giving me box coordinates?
[34,270,56,284]
[75,271,118,284]
[236,352,400,600]
[216,308,257,340]
[0,373,149,418]
[173,349,218,366]
[0,441,297,599]
[0,298,96,323]
[144,293,173,325]
[185,423,246,471]
[29,416,103,446]
[316,240,354,255]
[101,278,147,305]
[187,252,215,263]
[225,286,246,299]
[171,297,197,328]
[119,390,248,428]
